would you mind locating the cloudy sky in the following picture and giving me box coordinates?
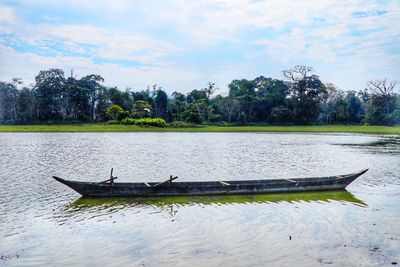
[0,0,399,93]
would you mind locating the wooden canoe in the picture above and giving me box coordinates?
[53,169,368,197]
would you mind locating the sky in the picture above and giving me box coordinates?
[0,0,399,94]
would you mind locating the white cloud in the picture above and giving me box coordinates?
[0,0,399,91]
[4,23,179,65]
[142,0,365,44]
[252,1,400,67]
[0,44,203,92]
[0,6,18,34]
[0,6,15,23]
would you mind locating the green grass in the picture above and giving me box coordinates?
[0,123,400,135]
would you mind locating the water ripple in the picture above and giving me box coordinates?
[1,132,399,266]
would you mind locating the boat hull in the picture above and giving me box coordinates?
[53,169,368,197]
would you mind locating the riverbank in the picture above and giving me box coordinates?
[0,124,400,135]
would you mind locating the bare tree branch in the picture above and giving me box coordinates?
[367,78,399,96]
[282,65,314,81]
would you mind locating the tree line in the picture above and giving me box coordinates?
[0,65,399,126]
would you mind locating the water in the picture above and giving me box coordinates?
[0,133,399,266]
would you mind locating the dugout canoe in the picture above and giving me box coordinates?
[53,169,368,197]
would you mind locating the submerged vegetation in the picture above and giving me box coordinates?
[1,65,399,127]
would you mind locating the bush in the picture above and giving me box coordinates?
[134,118,166,127]
[121,118,136,125]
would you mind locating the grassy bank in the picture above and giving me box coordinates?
[0,124,399,135]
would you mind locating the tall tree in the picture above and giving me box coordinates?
[367,78,398,116]
[0,81,19,121]
[204,82,218,100]
[345,91,363,123]
[213,95,240,123]
[152,85,168,118]
[365,78,399,125]
[80,74,104,121]
[228,79,256,123]
[17,87,34,121]
[171,91,186,121]
[254,77,289,121]
[34,68,66,120]
[283,65,327,124]
[65,76,91,120]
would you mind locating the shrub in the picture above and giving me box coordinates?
[134,118,166,127]
[121,118,136,125]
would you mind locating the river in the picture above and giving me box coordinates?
[0,133,399,266]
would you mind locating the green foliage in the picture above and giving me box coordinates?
[187,89,207,103]
[121,117,167,127]
[109,87,131,110]
[106,104,124,120]
[182,102,204,124]
[319,86,365,124]
[365,95,398,125]
[0,81,18,121]
[117,111,129,120]
[290,76,327,124]
[393,109,400,124]
[152,87,168,118]
[131,100,152,118]
[228,79,256,122]
[271,106,292,122]
[208,113,223,122]
[134,118,166,127]
[121,118,136,125]
[1,66,398,126]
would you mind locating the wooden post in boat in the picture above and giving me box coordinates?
[110,168,114,185]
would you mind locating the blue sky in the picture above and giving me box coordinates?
[0,0,399,94]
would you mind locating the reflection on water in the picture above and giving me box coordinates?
[69,190,366,210]
[55,191,367,226]
[1,133,400,266]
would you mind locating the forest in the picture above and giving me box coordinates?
[0,65,399,126]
